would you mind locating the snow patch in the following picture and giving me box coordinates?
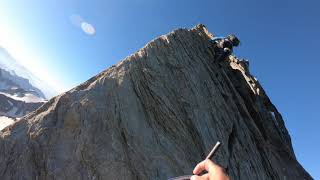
[0,116,14,131]
[0,92,45,103]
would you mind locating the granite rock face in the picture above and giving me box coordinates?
[0,25,312,180]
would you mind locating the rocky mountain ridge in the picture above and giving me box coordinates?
[0,24,312,180]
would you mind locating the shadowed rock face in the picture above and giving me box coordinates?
[0,25,312,180]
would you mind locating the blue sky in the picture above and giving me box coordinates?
[0,0,319,178]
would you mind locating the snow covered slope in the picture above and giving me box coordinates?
[0,116,14,131]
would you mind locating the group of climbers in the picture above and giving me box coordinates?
[210,34,240,62]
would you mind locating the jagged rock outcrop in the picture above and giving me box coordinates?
[0,25,312,180]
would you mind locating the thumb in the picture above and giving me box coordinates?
[190,174,209,180]
[190,175,201,180]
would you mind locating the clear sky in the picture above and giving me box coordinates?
[0,0,319,178]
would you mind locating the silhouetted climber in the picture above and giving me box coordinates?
[211,34,240,62]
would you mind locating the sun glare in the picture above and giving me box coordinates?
[0,26,65,93]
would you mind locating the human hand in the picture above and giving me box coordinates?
[190,159,229,180]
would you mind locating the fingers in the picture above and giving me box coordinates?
[190,173,210,180]
[193,159,230,180]
[193,159,215,175]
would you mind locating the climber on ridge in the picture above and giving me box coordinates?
[211,34,240,62]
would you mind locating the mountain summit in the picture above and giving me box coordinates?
[0,25,312,180]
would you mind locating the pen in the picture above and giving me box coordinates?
[168,141,221,180]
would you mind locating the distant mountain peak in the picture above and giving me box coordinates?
[0,46,53,130]
[0,47,58,99]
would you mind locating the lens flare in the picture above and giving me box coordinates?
[70,14,96,36]
[81,22,96,35]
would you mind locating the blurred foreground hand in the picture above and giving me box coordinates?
[191,159,230,180]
